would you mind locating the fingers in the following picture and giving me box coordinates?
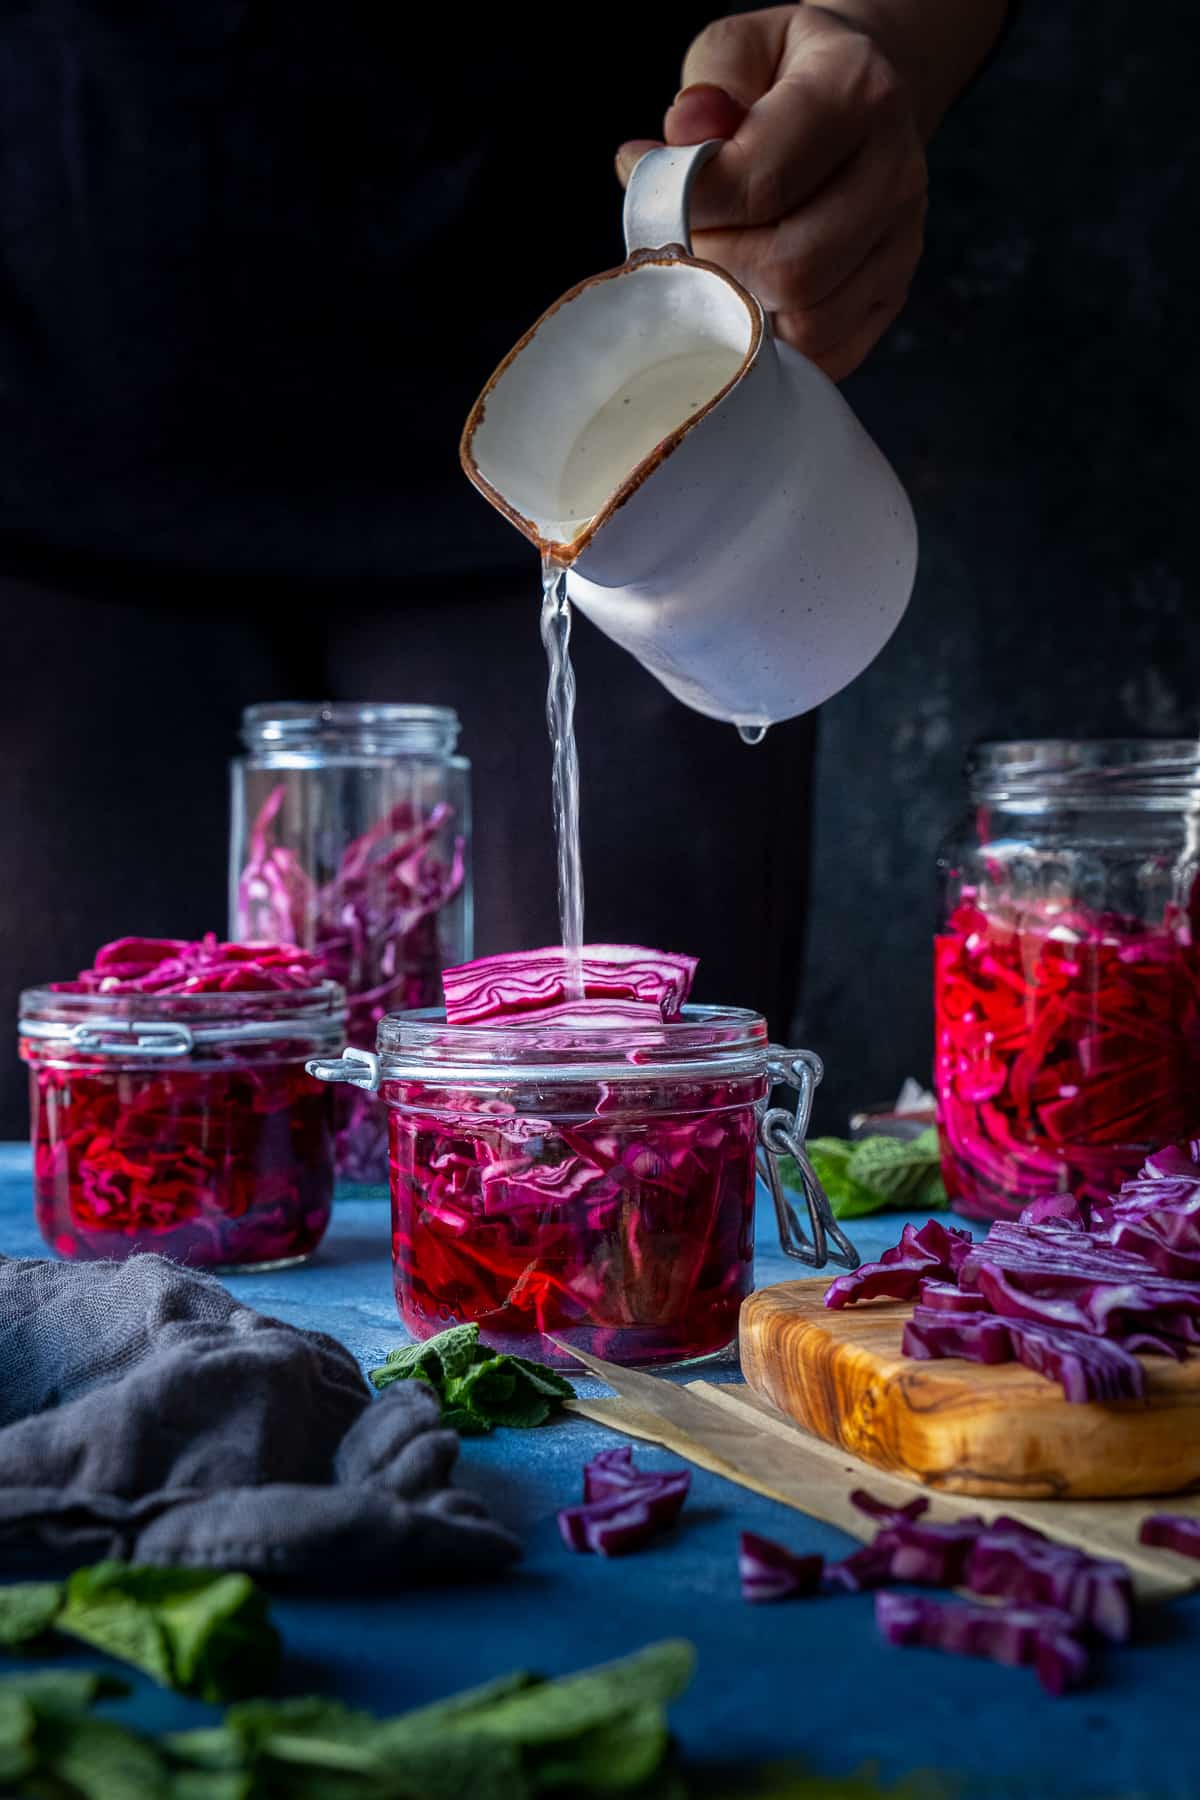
[618,82,748,192]
[770,209,925,378]
[684,19,908,232]
[679,7,795,107]
[692,147,926,311]
[802,299,907,383]
[663,82,749,146]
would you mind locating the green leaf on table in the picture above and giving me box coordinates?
[165,1639,693,1798]
[0,1671,170,1800]
[781,1129,947,1218]
[417,1637,695,1750]
[0,1639,691,1799]
[369,1322,574,1433]
[57,1563,280,1703]
[371,1322,481,1388]
[0,1579,63,1647]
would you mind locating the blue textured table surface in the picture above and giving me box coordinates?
[1,1141,1197,1798]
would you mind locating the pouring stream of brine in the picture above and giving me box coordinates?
[541,558,585,995]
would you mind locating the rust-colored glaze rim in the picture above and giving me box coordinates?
[459,250,764,566]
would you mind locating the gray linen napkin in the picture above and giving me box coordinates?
[0,1253,519,1581]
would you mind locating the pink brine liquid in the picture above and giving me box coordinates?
[385,1080,757,1366]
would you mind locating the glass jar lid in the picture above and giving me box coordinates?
[241,702,461,758]
[969,739,1200,805]
[373,1003,770,1085]
[18,982,347,1061]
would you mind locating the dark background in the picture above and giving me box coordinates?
[797,0,1200,1128]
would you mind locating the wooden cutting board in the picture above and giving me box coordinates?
[739,1279,1200,1500]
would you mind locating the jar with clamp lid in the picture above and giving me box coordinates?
[19,981,346,1268]
[310,1005,857,1367]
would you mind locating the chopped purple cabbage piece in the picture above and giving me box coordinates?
[875,1592,1091,1695]
[738,1532,824,1603]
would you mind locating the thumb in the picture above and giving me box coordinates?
[616,84,748,191]
[615,137,662,189]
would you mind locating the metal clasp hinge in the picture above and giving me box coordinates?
[759,1047,859,1271]
[68,1020,196,1058]
[305,1045,381,1091]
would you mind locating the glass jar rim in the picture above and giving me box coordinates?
[968,738,1200,802]
[375,1003,770,1083]
[19,981,347,1058]
[240,702,460,756]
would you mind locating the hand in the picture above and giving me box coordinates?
[616,5,928,382]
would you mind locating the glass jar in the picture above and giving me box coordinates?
[310,1008,856,1367]
[230,702,471,1187]
[935,740,1200,1222]
[19,982,345,1268]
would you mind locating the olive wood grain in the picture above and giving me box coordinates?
[739,1278,1200,1500]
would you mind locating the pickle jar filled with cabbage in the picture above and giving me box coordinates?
[19,937,346,1269]
[309,944,856,1368]
[230,702,471,1188]
[935,741,1200,1222]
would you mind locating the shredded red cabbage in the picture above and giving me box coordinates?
[849,1490,929,1525]
[966,1522,1133,1643]
[386,945,754,1366]
[832,1145,1200,1402]
[935,895,1200,1221]
[821,1540,901,1593]
[441,945,697,1026]
[738,1531,825,1602]
[824,1220,973,1309]
[875,1592,1091,1695]
[559,1447,690,1556]
[387,1075,757,1366]
[902,1305,1146,1402]
[916,1278,988,1313]
[1138,1515,1200,1559]
[52,934,326,994]
[840,1489,1132,1646]
[25,938,336,1268]
[237,786,466,1182]
[1091,1139,1200,1277]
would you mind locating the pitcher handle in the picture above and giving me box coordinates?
[623,139,724,258]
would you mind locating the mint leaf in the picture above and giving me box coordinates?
[781,1131,947,1217]
[534,1702,669,1792]
[369,1324,574,1433]
[57,1563,280,1703]
[0,1672,167,1800]
[370,1322,482,1391]
[779,1141,878,1219]
[429,1638,695,1748]
[168,1641,691,1797]
[0,1580,63,1647]
[846,1137,940,1206]
[3,1640,691,1799]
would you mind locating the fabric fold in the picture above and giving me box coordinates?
[0,1253,519,1581]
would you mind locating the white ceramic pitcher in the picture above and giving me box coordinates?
[460,141,918,730]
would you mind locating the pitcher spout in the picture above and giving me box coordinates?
[460,253,763,566]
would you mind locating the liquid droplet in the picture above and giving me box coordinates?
[737,723,768,746]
